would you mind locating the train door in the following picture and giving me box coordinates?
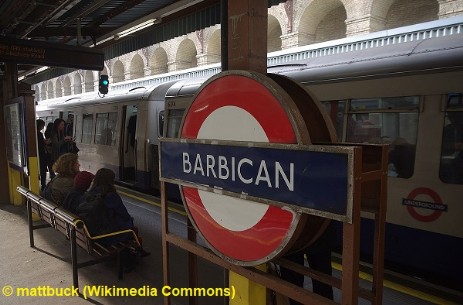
[120,105,138,183]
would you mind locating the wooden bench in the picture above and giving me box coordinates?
[16,186,141,290]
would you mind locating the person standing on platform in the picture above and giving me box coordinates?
[44,122,55,179]
[36,119,47,191]
[51,118,73,164]
[279,222,335,304]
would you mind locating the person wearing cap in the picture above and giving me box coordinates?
[62,170,95,213]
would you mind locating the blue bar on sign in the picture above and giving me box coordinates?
[160,141,349,215]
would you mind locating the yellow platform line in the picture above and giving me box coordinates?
[332,262,458,305]
[118,190,187,216]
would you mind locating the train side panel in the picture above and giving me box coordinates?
[302,70,463,286]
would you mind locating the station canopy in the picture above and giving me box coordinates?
[0,0,286,83]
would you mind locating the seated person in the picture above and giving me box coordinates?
[81,168,149,257]
[388,138,415,179]
[42,153,80,205]
[62,171,94,214]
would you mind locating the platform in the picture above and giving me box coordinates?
[0,192,461,305]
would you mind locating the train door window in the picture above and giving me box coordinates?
[322,96,420,178]
[81,114,94,144]
[439,94,463,184]
[95,112,117,146]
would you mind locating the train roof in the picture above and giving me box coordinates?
[270,32,463,84]
[35,81,176,111]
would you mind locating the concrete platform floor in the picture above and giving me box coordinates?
[0,202,226,305]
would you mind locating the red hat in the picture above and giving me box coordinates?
[74,171,95,191]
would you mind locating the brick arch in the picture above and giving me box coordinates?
[55,79,63,97]
[268,14,282,52]
[369,0,398,20]
[47,80,54,99]
[73,73,82,94]
[112,60,125,83]
[175,38,198,70]
[296,0,347,43]
[385,0,438,29]
[151,47,168,74]
[40,83,47,100]
[205,29,221,64]
[62,76,71,96]
[84,71,95,92]
[130,53,145,79]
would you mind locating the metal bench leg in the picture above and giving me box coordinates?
[27,200,35,248]
[118,250,125,280]
[70,227,79,290]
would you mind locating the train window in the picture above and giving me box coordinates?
[95,112,117,146]
[44,116,57,125]
[158,111,164,137]
[439,94,463,184]
[322,100,346,142]
[81,114,94,144]
[323,96,419,178]
[165,109,186,138]
[350,96,420,111]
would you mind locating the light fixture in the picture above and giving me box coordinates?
[36,66,49,73]
[116,19,157,39]
[95,36,114,46]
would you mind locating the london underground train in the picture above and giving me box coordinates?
[36,20,463,289]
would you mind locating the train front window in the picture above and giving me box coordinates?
[439,94,463,185]
[322,96,420,178]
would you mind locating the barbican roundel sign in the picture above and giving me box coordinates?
[160,70,354,265]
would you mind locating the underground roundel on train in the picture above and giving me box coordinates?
[176,70,317,266]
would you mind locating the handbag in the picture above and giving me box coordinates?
[68,141,80,154]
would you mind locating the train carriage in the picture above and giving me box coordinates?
[36,84,168,192]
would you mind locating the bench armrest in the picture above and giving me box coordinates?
[76,220,141,247]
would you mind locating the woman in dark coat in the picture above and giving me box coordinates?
[51,118,73,164]
[85,168,149,270]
